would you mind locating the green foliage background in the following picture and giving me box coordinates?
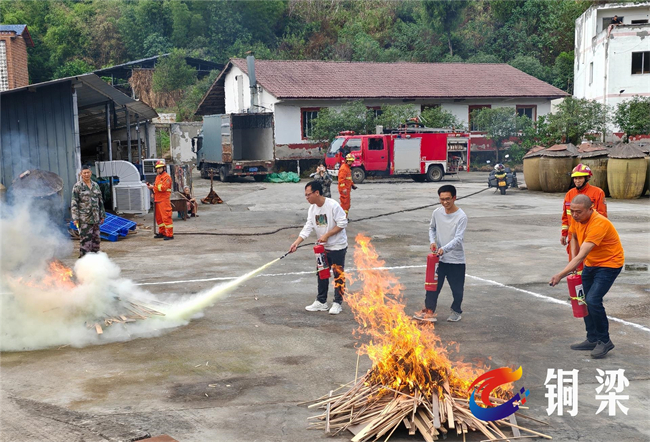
[1,0,596,91]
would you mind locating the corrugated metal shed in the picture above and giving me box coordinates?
[0,73,157,213]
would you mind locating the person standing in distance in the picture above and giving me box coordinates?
[550,194,624,359]
[289,180,348,315]
[147,161,174,240]
[71,165,105,258]
[414,185,468,323]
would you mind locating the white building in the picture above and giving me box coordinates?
[197,59,567,159]
[574,2,650,133]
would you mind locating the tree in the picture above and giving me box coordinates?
[615,96,650,142]
[508,55,551,83]
[419,106,462,129]
[552,51,574,92]
[545,97,610,145]
[151,49,197,93]
[53,59,95,78]
[423,0,468,57]
[375,105,419,130]
[470,107,532,161]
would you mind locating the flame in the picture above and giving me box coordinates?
[13,260,76,290]
[342,234,499,400]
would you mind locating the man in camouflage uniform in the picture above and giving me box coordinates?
[71,165,105,258]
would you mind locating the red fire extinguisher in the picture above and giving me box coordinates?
[314,244,331,279]
[567,273,589,318]
[425,253,439,292]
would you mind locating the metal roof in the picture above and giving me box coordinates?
[93,54,222,79]
[0,24,34,47]
[0,73,158,136]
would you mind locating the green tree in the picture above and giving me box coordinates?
[311,101,375,143]
[53,59,95,78]
[545,97,610,145]
[508,55,551,83]
[471,107,533,161]
[176,70,220,121]
[375,104,419,129]
[615,96,650,142]
[152,49,197,93]
[419,106,462,129]
[552,51,574,92]
[423,0,468,57]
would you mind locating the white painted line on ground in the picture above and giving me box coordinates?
[466,274,650,335]
[133,266,650,334]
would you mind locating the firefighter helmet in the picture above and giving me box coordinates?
[494,163,505,172]
[345,154,355,162]
[571,163,592,177]
[154,160,166,169]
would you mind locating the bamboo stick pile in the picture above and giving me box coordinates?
[306,372,551,442]
[85,300,165,335]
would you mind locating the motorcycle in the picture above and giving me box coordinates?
[487,156,518,195]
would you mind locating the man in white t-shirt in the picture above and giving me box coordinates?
[289,180,349,315]
[414,184,468,323]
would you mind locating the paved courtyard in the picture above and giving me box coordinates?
[1,171,649,442]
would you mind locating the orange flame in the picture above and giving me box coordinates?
[342,234,489,399]
[14,260,76,290]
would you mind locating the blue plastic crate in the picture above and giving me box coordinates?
[68,214,136,242]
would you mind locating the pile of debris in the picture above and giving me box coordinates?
[86,300,165,335]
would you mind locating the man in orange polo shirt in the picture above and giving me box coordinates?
[550,194,624,359]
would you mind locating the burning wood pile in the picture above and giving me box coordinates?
[306,236,551,442]
[86,299,165,335]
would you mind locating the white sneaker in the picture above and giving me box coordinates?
[329,302,343,315]
[305,300,329,312]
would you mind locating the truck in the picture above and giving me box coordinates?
[194,113,275,182]
[325,128,471,184]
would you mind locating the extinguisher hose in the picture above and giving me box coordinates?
[279,242,315,260]
[174,187,490,237]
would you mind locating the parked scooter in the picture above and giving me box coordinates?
[487,156,518,195]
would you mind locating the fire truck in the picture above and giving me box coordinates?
[326,128,471,184]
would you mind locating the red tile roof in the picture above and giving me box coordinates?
[230,58,568,100]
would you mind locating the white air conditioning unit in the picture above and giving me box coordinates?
[114,183,150,214]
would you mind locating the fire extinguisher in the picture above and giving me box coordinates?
[425,253,439,292]
[314,244,331,279]
[567,273,589,318]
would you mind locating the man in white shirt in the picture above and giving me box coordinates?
[414,185,468,323]
[289,180,349,315]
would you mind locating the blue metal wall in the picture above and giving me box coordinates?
[1,81,77,211]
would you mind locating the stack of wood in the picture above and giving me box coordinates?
[306,371,551,442]
[201,174,224,205]
[86,301,165,335]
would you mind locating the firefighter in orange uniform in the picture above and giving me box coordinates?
[561,164,606,266]
[147,161,174,240]
[338,154,357,217]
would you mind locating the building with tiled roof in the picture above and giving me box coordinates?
[197,58,568,159]
[0,24,34,91]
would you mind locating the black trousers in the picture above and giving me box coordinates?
[317,247,347,305]
[425,262,465,314]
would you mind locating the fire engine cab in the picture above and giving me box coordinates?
[326,128,470,184]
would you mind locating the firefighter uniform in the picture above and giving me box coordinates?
[338,160,353,216]
[153,167,173,238]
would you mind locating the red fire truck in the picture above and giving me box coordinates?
[326,129,471,184]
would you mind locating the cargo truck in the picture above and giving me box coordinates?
[193,113,275,182]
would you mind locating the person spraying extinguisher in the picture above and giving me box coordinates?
[414,185,468,323]
[549,194,624,359]
[289,180,349,315]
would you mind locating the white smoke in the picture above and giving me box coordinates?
[0,199,261,352]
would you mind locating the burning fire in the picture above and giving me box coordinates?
[343,234,499,399]
[13,260,77,290]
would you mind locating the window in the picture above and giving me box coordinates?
[345,139,362,152]
[631,19,649,24]
[367,106,383,118]
[0,41,8,92]
[368,138,384,151]
[468,105,491,131]
[301,108,320,139]
[632,52,650,75]
[589,62,594,85]
[516,105,537,121]
[603,16,624,28]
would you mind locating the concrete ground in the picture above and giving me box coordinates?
[1,171,649,442]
